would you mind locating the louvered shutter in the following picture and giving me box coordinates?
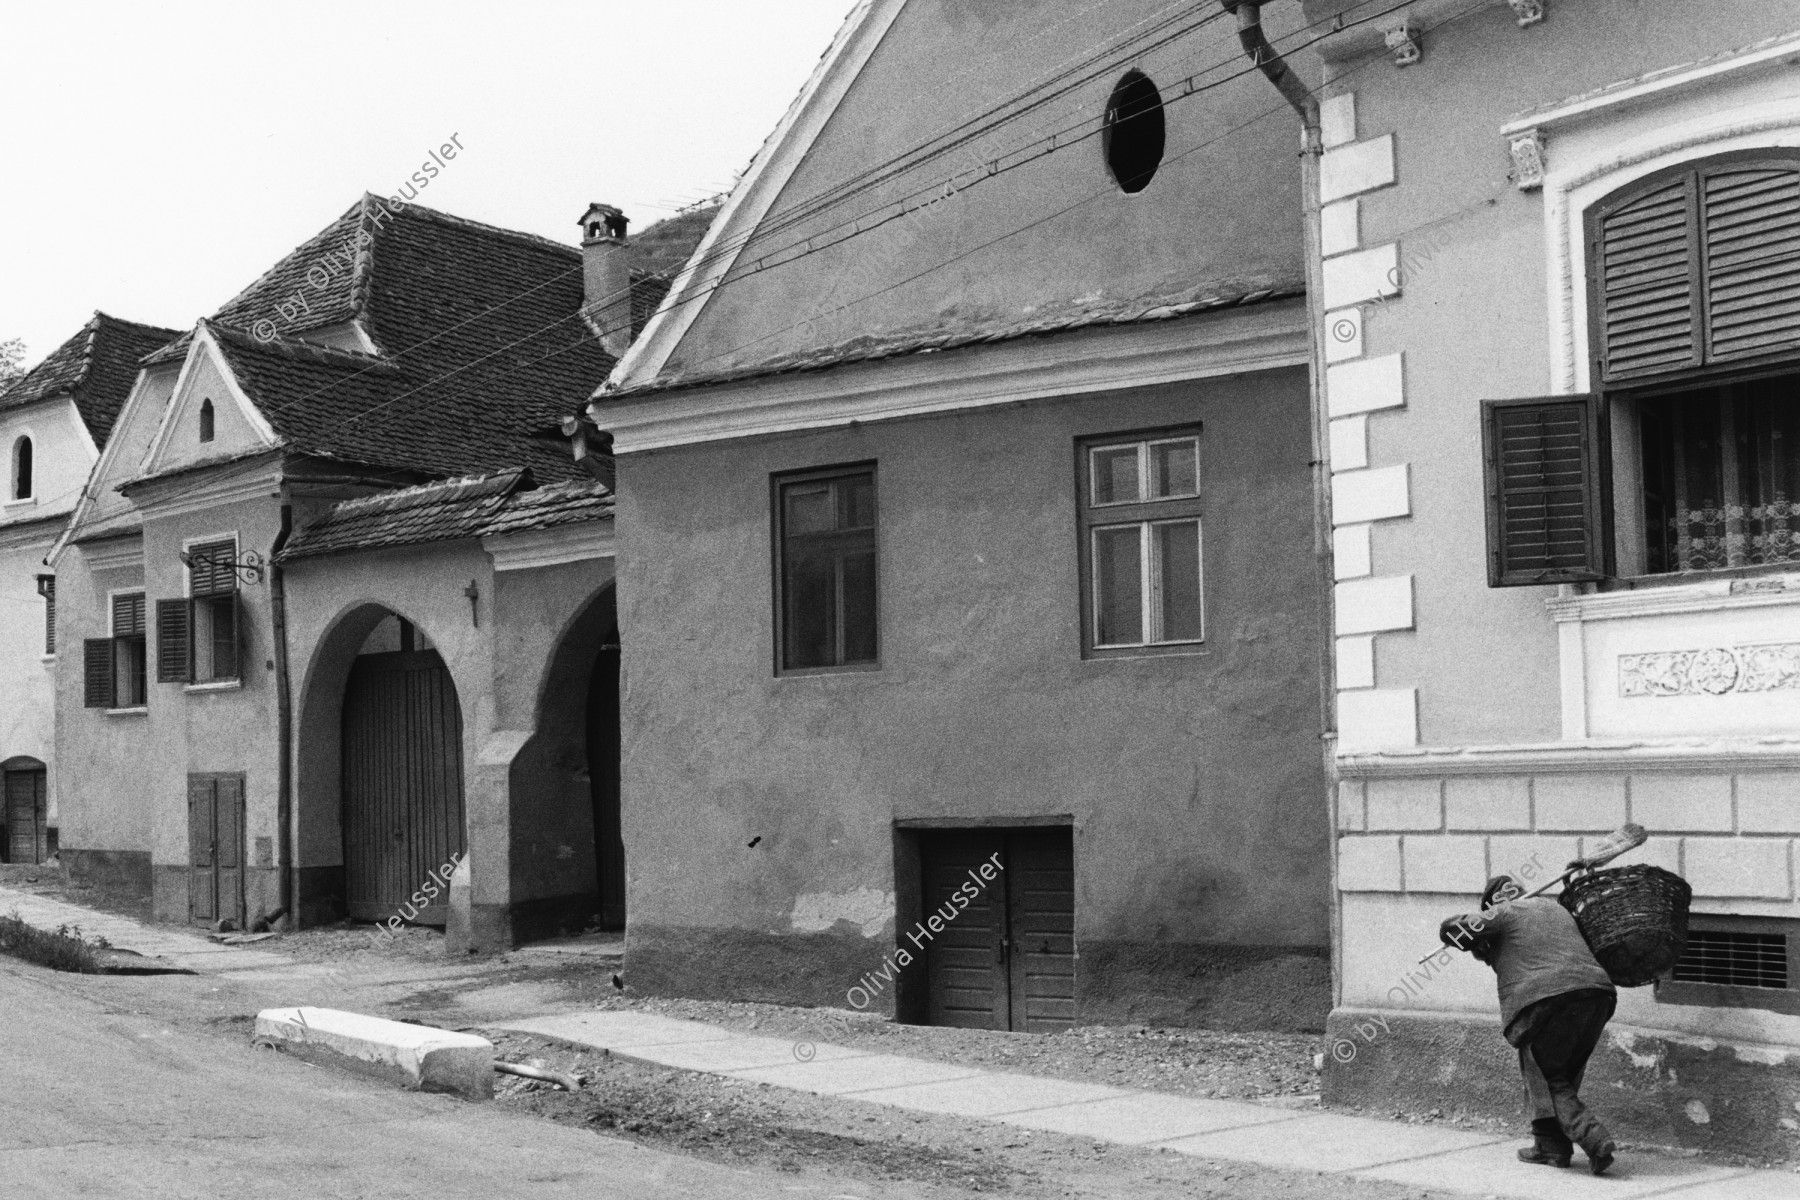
[112,592,146,637]
[157,599,191,683]
[1702,163,1800,362]
[1593,155,1800,382]
[188,539,238,596]
[83,638,114,708]
[1481,395,1608,586]
[36,576,54,655]
[1593,175,1701,382]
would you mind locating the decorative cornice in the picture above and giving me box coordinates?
[595,302,1309,454]
[483,522,616,572]
[81,535,145,573]
[1338,737,1800,777]
[125,461,284,522]
[1547,574,1800,623]
[1501,29,1800,138]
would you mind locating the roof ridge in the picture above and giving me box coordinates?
[208,198,367,326]
[321,465,532,515]
[365,192,581,261]
[90,311,184,339]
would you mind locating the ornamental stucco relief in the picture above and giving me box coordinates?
[1619,643,1800,698]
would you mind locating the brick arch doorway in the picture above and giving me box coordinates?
[339,610,465,927]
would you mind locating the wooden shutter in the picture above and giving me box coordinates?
[188,539,239,596]
[111,592,146,637]
[1703,163,1800,362]
[83,638,114,708]
[157,599,191,683]
[36,576,54,655]
[1481,395,1608,587]
[1593,155,1800,383]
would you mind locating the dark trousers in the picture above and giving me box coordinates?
[1513,989,1616,1153]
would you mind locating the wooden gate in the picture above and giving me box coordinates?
[920,828,1075,1033]
[341,648,465,926]
[4,767,48,865]
[187,774,244,927]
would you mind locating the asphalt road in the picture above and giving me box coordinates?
[0,959,902,1200]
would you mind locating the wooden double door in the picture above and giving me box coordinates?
[920,828,1075,1033]
[4,767,48,865]
[188,773,244,927]
[341,649,466,926]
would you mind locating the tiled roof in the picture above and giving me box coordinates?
[278,468,612,561]
[172,196,711,481]
[0,313,182,443]
[595,280,1306,403]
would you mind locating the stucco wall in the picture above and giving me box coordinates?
[1307,0,1800,747]
[285,537,616,944]
[614,365,1330,1027]
[1305,0,1800,1150]
[667,0,1308,377]
[0,529,58,820]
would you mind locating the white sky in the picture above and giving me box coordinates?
[0,0,854,361]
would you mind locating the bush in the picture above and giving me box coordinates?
[0,912,106,973]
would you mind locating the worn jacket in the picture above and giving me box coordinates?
[1442,897,1614,1035]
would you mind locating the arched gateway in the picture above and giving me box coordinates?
[339,614,466,925]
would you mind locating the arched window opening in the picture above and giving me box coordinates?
[1103,70,1165,194]
[199,399,215,443]
[11,436,31,500]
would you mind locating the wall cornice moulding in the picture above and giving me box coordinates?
[1547,574,1800,623]
[483,523,616,572]
[596,302,1309,454]
[1338,737,1800,777]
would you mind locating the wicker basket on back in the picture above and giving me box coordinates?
[1558,864,1692,988]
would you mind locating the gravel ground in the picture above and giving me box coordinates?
[548,992,1324,1103]
[487,1030,1466,1200]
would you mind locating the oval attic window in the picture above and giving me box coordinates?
[1104,70,1165,194]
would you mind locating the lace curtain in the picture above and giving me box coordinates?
[1644,378,1800,573]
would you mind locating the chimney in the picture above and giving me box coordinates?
[579,203,633,358]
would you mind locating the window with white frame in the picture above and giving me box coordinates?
[1484,150,1800,585]
[157,538,241,684]
[85,592,147,708]
[1079,430,1204,652]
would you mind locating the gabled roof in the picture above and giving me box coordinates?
[278,467,612,560]
[600,0,1307,406]
[154,196,712,481]
[0,313,182,443]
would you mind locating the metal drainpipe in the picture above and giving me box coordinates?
[270,503,296,930]
[1221,0,1341,1011]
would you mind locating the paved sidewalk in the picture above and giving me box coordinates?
[496,1010,1791,1200]
[0,885,291,973]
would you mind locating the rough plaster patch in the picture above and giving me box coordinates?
[1609,1028,1660,1069]
[1733,1042,1799,1066]
[790,888,894,938]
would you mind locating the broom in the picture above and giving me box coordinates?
[1417,823,1647,965]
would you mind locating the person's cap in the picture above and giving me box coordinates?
[1481,875,1519,908]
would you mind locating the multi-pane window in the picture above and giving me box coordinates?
[85,593,147,708]
[776,468,877,671]
[1080,432,1204,651]
[159,538,240,684]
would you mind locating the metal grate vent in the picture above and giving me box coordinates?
[1672,930,1789,989]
